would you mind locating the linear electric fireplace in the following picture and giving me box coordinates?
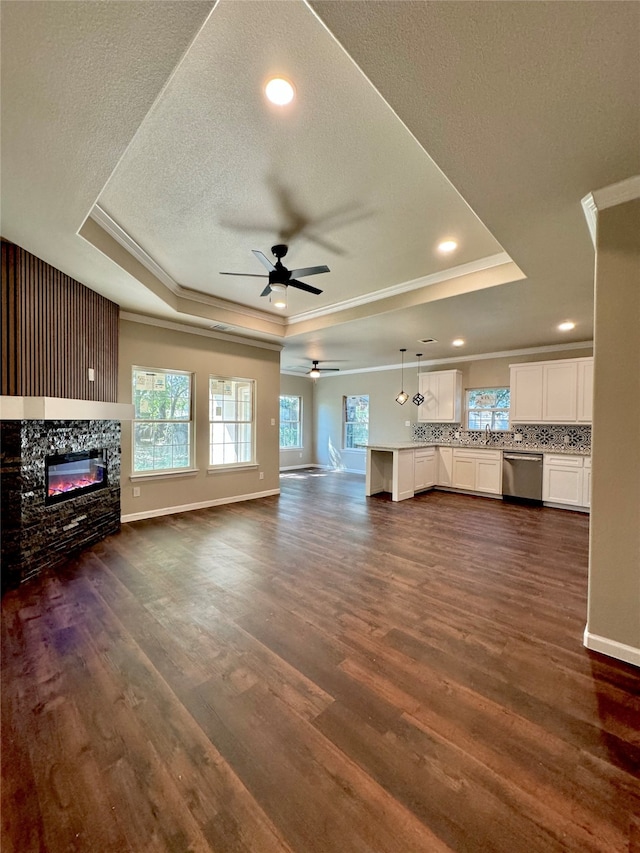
[45,448,108,505]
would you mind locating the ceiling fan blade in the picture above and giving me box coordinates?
[289,279,323,295]
[220,272,268,278]
[252,249,276,271]
[260,284,272,297]
[288,264,330,278]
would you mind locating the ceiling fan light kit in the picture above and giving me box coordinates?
[307,360,339,378]
[220,243,329,304]
[270,283,287,309]
[395,348,409,405]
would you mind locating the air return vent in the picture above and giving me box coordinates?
[210,323,230,332]
[418,338,438,344]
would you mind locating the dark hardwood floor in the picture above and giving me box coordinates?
[2,470,639,852]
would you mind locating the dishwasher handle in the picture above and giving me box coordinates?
[503,454,542,462]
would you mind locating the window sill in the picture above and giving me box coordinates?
[130,468,199,482]
[207,463,258,474]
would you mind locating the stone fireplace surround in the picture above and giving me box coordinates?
[1,419,121,589]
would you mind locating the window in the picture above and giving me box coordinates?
[132,368,193,473]
[209,376,255,466]
[467,387,510,431]
[279,395,302,448]
[344,394,369,449]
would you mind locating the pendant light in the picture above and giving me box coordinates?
[395,348,409,405]
[412,353,424,405]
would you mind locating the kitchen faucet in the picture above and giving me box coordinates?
[485,424,492,445]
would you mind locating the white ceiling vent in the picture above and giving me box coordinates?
[210,323,230,332]
[418,338,438,344]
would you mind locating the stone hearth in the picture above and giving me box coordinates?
[1,419,121,588]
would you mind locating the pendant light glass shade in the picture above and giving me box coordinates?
[395,349,409,405]
[413,353,424,405]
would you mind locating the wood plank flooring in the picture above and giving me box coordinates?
[2,470,639,852]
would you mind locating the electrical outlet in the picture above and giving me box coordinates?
[564,434,570,444]
[405,421,411,427]
[271,418,275,426]
[455,430,460,440]
[514,433,523,442]
[259,472,264,480]
[133,486,140,497]
[299,452,303,458]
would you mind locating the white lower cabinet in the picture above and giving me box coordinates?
[452,448,502,495]
[543,454,590,508]
[414,448,436,492]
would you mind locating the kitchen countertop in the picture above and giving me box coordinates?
[365,443,590,456]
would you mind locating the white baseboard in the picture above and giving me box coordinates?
[279,464,322,471]
[121,488,280,523]
[583,627,640,667]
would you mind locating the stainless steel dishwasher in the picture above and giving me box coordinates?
[502,450,543,504]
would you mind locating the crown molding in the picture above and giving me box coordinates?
[291,340,593,377]
[120,311,283,351]
[286,252,514,325]
[581,175,640,247]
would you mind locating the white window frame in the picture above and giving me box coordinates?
[132,367,194,475]
[344,394,369,450]
[209,375,256,469]
[279,395,303,449]
[466,387,511,431]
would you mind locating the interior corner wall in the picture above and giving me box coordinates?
[279,374,315,469]
[587,197,640,661]
[118,319,281,519]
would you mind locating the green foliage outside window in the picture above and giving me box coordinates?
[279,395,301,448]
[467,388,510,431]
[132,369,192,472]
[344,394,369,449]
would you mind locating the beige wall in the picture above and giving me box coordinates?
[588,198,640,658]
[119,319,281,519]
[313,346,593,471]
[279,374,315,469]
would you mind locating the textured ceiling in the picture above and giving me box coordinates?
[1,1,639,373]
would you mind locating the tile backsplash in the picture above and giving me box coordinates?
[412,423,591,454]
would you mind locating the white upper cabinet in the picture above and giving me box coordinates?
[577,359,594,422]
[542,361,578,422]
[510,357,593,424]
[510,364,543,422]
[418,370,462,423]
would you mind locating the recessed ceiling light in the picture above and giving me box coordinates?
[558,321,575,331]
[452,338,465,347]
[265,77,295,106]
[438,240,458,254]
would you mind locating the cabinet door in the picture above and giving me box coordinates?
[510,365,543,422]
[476,459,501,494]
[543,465,583,505]
[414,454,428,491]
[453,458,476,490]
[437,447,453,486]
[577,360,593,423]
[418,374,439,421]
[543,362,578,422]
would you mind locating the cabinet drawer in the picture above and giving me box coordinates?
[544,454,583,467]
[414,448,436,459]
[453,448,501,461]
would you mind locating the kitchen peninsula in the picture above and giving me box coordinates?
[366,443,437,502]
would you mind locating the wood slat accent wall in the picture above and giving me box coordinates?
[1,240,119,402]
